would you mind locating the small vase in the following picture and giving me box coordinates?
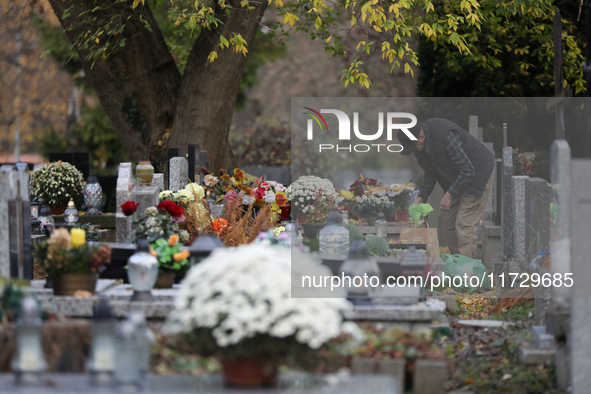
[50,204,68,215]
[52,273,98,296]
[396,210,409,222]
[222,359,277,387]
[386,214,397,222]
[136,161,154,186]
[297,213,308,224]
[154,272,175,289]
[366,216,377,226]
[301,223,325,239]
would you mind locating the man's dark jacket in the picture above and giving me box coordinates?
[414,118,495,197]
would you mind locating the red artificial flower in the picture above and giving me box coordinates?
[254,187,266,201]
[157,200,184,217]
[200,167,211,176]
[121,201,140,216]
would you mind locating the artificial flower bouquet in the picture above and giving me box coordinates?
[34,228,112,275]
[159,182,210,243]
[121,200,190,244]
[350,194,389,218]
[30,161,86,208]
[150,234,190,274]
[349,174,380,197]
[163,243,351,363]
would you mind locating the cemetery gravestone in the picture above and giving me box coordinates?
[501,147,514,258]
[151,173,165,194]
[524,177,550,264]
[569,159,591,394]
[550,140,571,309]
[6,166,32,279]
[512,176,529,264]
[169,157,188,191]
[0,170,10,278]
[116,163,135,243]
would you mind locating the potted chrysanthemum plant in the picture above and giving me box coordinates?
[30,161,86,214]
[34,228,112,295]
[163,243,352,387]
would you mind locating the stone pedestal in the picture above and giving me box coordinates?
[116,213,134,243]
[130,186,159,219]
[116,162,134,214]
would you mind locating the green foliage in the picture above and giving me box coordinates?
[0,280,25,323]
[417,0,586,97]
[229,118,291,167]
[365,234,388,256]
[39,105,130,175]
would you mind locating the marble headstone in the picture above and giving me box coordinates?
[469,115,479,140]
[482,142,495,221]
[524,177,550,264]
[512,176,529,264]
[550,140,571,309]
[116,162,134,214]
[569,159,591,394]
[169,157,188,191]
[151,173,165,194]
[501,147,514,258]
[130,186,159,219]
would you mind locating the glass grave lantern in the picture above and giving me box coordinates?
[375,211,387,238]
[319,209,349,255]
[127,238,159,302]
[338,240,382,304]
[64,199,79,224]
[30,199,40,219]
[87,298,116,387]
[114,319,141,388]
[11,296,47,386]
[37,198,54,226]
[128,310,153,377]
[188,235,225,266]
[84,175,103,215]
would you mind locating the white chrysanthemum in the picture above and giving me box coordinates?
[160,190,173,200]
[241,193,256,206]
[263,190,276,204]
[163,244,351,350]
[175,189,195,201]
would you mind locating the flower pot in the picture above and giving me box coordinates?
[296,213,308,224]
[395,210,409,222]
[52,273,98,296]
[302,223,325,239]
[136,161,154,186]
[385,214,397,222]
[50,204,68,215]
[280,205,291,221]
[222,359,277,387]
[154,272,175,289]
[366,216,377,226]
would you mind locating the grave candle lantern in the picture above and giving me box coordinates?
[127,238,159,302]
[38,204,54,226]
[84,175,103,215]
[12,296,47,386]
[87,298,116,387]
[188,235,225,266]
[63,199,79,223]
[30,199,40,219]
[319,209,349,255]
[128,311,153,377]
[338,240,382,304]
[114,319,141,388]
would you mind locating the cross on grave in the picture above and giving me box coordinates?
[546,11,572,141]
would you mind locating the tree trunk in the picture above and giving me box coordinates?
[48,0,267,174]
[168,0,268,170]
[47,0,181,172]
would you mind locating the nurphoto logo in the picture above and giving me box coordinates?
[302,108,417,153]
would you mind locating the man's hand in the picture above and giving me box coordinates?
[412,197,424,206]
[440,192,452,211]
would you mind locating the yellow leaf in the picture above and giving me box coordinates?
[207,51,218,63]
[326,35,332,43]
[315,16,322,30]
[95,38,100,44]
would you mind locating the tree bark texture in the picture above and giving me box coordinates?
[47,0,267,173]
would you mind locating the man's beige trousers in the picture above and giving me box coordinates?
[444,173,494,258]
